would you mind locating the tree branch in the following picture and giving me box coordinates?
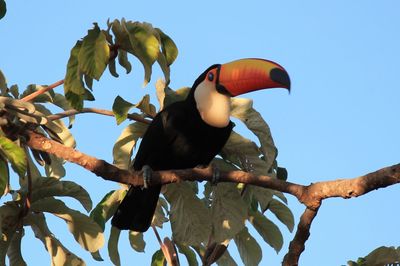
[23,129,400,266]
[21,79,64,102]
[282,208,319,266]
[47,107,152,124]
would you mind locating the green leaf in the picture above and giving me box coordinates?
[216,249,238,266]
[20,84,53,103]
[9,85,19,99]
[151,198,169,228]
[90,189,126,231]
[0,0,5,20]
[277,167,288,181]
[151,249,166,266]
[90,251,104,262]
[108,58,119,78]
[135,94,157,117]
[83,74,93,90]
[31,197,105,252]
[155,28,178,66]
[129,231,145,253]
[0,136,26,178]
[176,244,198,266]
[231,98,278,173]
[44,154,66,179]
[268,198,294,232]
[112,96,134,125]
[234,227,262,266]
[117,50,132,74]
[362,246,400,266]
[123,20,160,86]
[221,131,269,176]
[108,227,121,266]
[64,41,85,110]
[249,210,283,253]
[34,104,75,148]
[0,203,20,266]
[0,157,9,197]
[78,23,110,80]
[25,212,86,266]
[111,19,161,86]
[164,182,211,246]
[211,183,247,242]
[31,177,92,212]
[51,93,75,127]
[0,70,7,93]
[244,186,273,212]
[7,229,27,266]
[112,122,148,169]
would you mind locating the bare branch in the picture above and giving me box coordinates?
[23,129,400,266]
[47,107,152,124]
[21,79,64,102]
[282,208,319,266]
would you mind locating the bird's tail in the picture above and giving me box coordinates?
[111,185,161,232]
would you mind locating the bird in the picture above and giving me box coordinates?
[111,58,290,232]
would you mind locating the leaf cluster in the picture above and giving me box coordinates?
[0,19,293,266]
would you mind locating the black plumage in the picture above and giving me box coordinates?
[111,65,233,232]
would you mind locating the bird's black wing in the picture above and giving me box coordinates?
[111,103,182,232]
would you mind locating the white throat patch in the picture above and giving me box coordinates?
[194,80,231,128]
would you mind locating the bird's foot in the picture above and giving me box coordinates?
[142,165,153,189]
[211,167,220,186]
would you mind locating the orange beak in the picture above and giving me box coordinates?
[218,58,290,96]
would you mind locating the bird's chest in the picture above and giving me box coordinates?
[169,115,231,167]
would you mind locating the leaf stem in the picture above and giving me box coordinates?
[21,79,64,102]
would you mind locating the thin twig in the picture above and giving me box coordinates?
[21,79,64,102]
[47,107,152,124]
[152,225,163,247]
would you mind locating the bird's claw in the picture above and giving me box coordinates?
[211,167,220,186]
[142,165,153,189]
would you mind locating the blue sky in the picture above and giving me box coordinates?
[1,1,399,265]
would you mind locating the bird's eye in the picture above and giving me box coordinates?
[207,72,214,81]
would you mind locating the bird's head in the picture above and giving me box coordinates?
[190,58,290,128]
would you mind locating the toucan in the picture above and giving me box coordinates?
[111,58,290,232]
